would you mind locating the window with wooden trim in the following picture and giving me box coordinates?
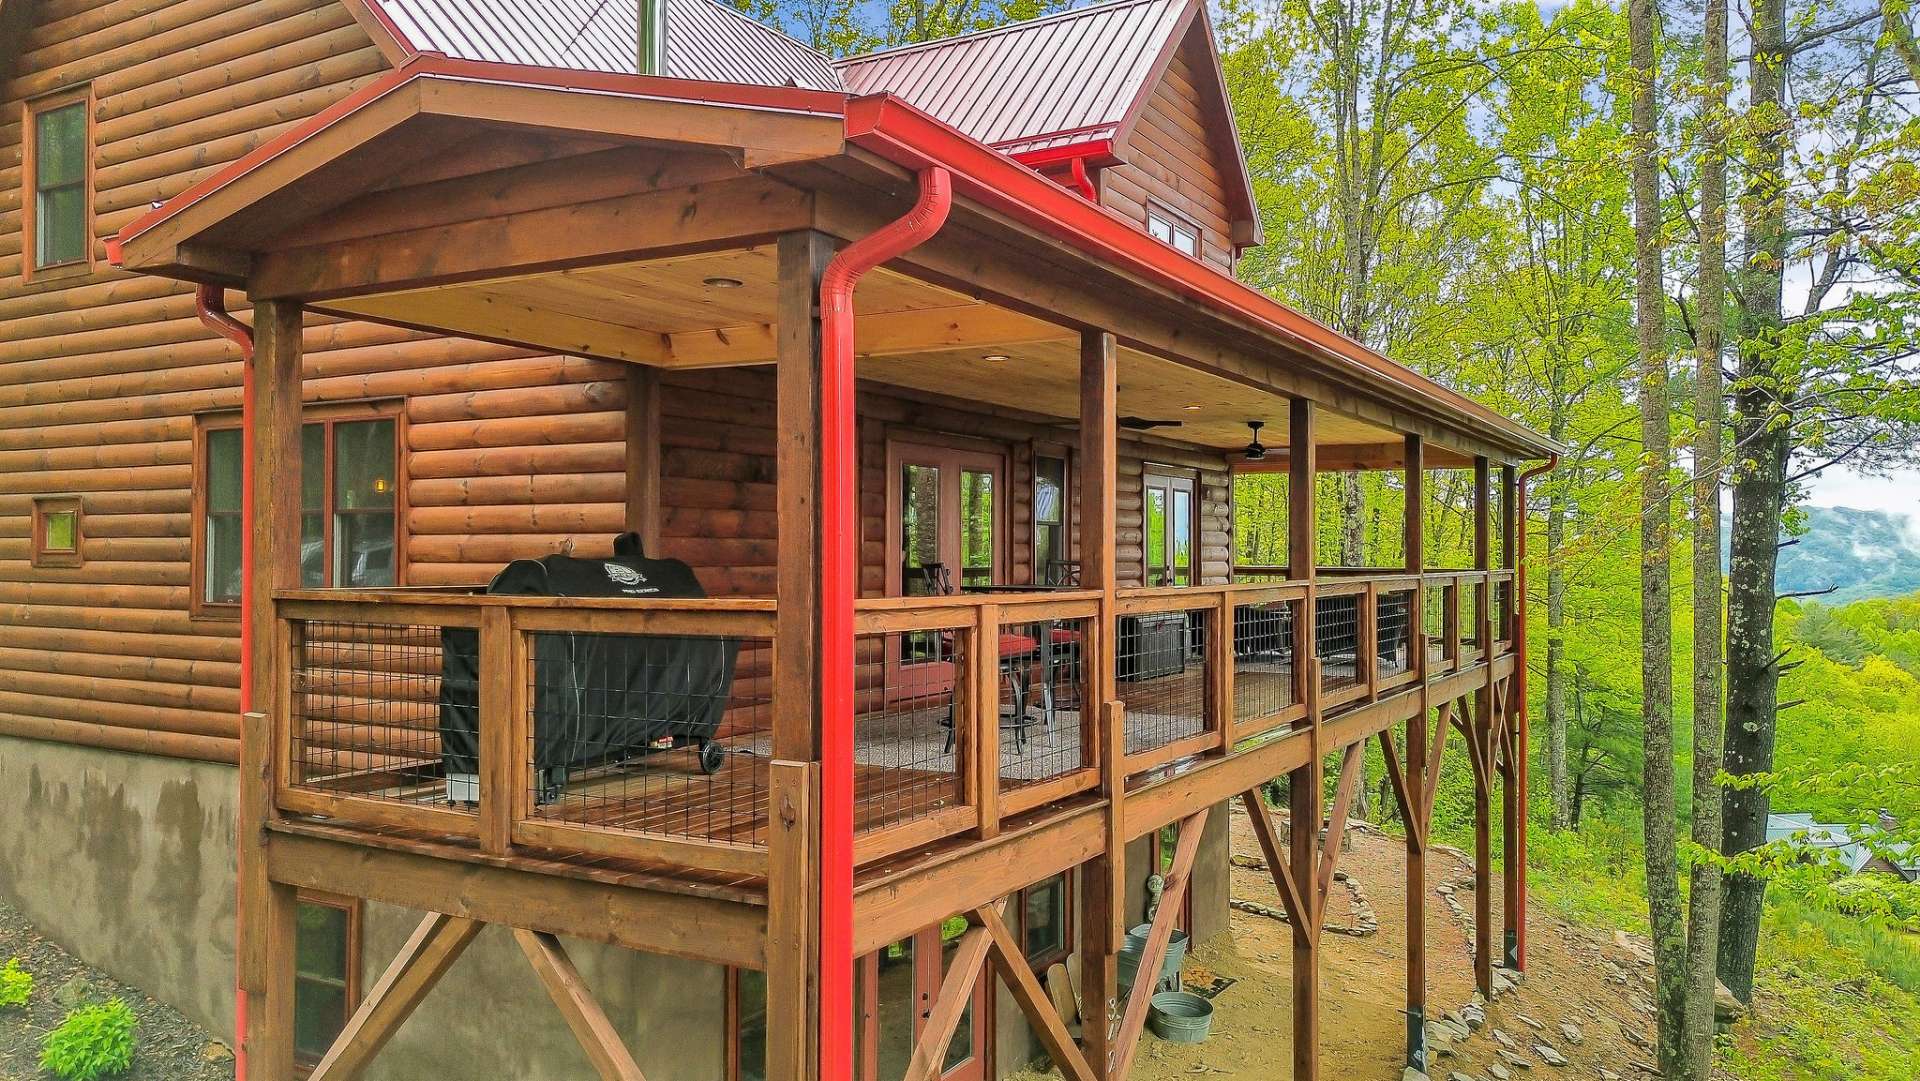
[1145,204,1199,259]
[30,496,82,568]
[195,406,401,613]
[1033,452,1073,586]
[1019,872,1072,969]
[726,967,767,1081]
[1142,468,1198,587]
[293,893,360,1068]
[23,88,92,279]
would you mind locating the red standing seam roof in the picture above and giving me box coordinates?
[836,0,1186,153]
[371,0,846,91]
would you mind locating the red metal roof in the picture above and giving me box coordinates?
[370,0,844,91]
[836,0,1187,153]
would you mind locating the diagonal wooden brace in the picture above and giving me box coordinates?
[978,905,1100,1081]
[902,922,994,1081]
[515,929,648,1081]
[1113,807,1209,1080]
[308,912,482,1081]
[1316,741,1366,913]
[1240,789,1310,930]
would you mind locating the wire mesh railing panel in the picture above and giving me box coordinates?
[1494,578,1514,645]
[852,630,968,833]
[288,619,464,808]
[1424,583,1450,665]
[1376,589,1415,679]
[1232,599,1297,725]
[1461,582,1483,651]
[522,631,772,848]
[996,614,1093,790]
[1316,592,1362,694]
[1116,607,1211,756]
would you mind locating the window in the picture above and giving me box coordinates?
[727,968,767,1081]
[1146,204,1199,258]
[1020,873,1072,969]
[24,88,92,279]
[196,407,400,612]
[31,496,82,568]
[1033,453,1072,585]
[1143,469,1197,587]
[293,894,359,1067]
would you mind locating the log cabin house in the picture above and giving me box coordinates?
[0,0,1558,1079]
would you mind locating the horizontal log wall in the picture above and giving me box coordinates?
[1099,32,1239,270]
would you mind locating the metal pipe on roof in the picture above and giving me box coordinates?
[638,0,666,75]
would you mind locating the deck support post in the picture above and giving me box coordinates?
[1471,456,1494,997]
[1402,433,1428,1073]
[1500,463,1524,971]
[1078,328,1121,1080]
[769,230,833,1081]
[240,298,304,1081]
[623,364,662,551]
[1287,397,1321,1081]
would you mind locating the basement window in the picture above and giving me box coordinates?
[24,88,92,280]
[1020,872,1072,969]
[1146,204,1200,259]
[31,496,82,568]
[294,894,360,1068]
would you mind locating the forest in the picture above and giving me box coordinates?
[732,0,1920,1076]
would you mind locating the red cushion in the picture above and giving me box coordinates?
[997,633,1038,658]
[1050,628,1083,645]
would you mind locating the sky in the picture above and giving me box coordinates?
[1802,465,1920,517]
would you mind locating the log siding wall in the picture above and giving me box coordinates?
[1100,37,1241,271]
[0,0,1235,766]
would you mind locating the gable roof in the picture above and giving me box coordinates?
[362,0,843,91]
[836,0,1259,242]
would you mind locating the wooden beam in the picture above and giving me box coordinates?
[1231,442,1473,473]
[1240,790,1308,927]
[1081,327,1124,960]
[514,929,647,1081]
[1316,741,1366,910]
[1113,808,1209,1080]
[979,905,1100,1081]
[624,365,663,552]
[329,287,675,365]
[1472,682,1495,997]
[902,925,993,1081]
[1286,394,1322,1081]
[308,913,483,1081]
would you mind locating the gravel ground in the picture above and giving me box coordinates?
[0,898,233,1081]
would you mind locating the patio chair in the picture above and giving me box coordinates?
[914,564,1040,753]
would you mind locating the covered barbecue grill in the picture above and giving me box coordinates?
[440,533,738,803]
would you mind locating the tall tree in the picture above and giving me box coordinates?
[1682,0,1729,1071]
[1626,0,1686,1076]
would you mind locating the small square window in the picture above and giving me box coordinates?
[24,88,93,281]
[1021,872,1072,968]
[31,496,82,568]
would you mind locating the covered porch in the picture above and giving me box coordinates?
[115,54,1546,1081]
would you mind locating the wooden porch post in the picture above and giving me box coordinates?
[1402,433,1428,1073]
[769,230,832,1081]
[1500,463,1522,971]
[241,299,303,1080]
[623,365,662,552]
[1287,397,1321,1081]
[1077,328,1121,1080]
[1471,455,1494,996]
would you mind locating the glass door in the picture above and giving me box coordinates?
[860,923,988,1081]
[1143,471,1196,587]
[885,441,1006,704]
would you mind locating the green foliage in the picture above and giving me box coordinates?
[39,999,138,1081]
[0,957,30,1010]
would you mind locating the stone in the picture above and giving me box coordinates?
[1449,1073,1478,1081]
[1403,1068,1430,1081]
[1558,1022,1582,1045]
[1497,1049,1535,1070]
[53,974,95,1010]
[1516,1014,1545,1031]
[1491,1027,1520,1051]
[1598,1071,1621,1081]
[201,1043,234,1064]
[1534,1044,1569,1067]
[1486,1066,1512,1081]
[1460,1004,1487,1030]
[1714,980,1746,1025]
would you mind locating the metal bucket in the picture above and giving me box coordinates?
[1117,925,1189,993]
[1147,991,1214,1043]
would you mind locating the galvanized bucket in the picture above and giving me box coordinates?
[1146,991,1214,1043]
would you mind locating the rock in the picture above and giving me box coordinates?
[1497,1048,1535,1070]
[1449,1073,1478,1081]
[1491,1027,1520,1050]
[1598,1071,1621,1081]
[1485,1066,1511,1081]
[1713,980,1745,1024]
[54,974,95,1009]
[202,1042,235,1064]
[1403,1069,1430,1081]
[1534,1044,1569,1067]
[1460,1004,1486,1030]
[1558,1022,1583,1045]
[1622,1025,1652,1052]
[1516,1014,1545,1031]
[1627,1059,1662,1076]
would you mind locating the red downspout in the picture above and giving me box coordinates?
[1511,452,1557,971]
[816,167,951,1081]
[1066,157,1097,201]
[195,285,254,1081]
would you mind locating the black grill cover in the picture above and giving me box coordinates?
[440,533,738,782]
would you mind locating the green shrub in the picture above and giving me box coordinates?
[0,958,29,1009]
[39,999,137,1081]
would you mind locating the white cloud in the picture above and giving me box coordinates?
[1802,465,1920,519]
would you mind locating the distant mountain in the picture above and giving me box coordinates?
[1726,506,1920,604]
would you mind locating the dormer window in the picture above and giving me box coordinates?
[1146,203,1199,258]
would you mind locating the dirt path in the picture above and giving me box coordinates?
[1121,807,1663,1081]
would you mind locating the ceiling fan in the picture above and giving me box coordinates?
[1119,415,1184,431]
[1242,420,1267,461]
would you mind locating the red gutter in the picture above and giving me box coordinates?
[195,286,255,1081]
[816,167,952,1081]
[1512,453,1557,970]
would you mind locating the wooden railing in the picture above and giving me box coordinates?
[268,572,1517,880]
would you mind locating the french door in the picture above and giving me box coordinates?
[884,439,1006,703]
[1143,469,1197,587]
[859,924,989,1081]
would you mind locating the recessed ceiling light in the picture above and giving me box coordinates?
[981,353,1011,363]
[1185,404,1202,411]
[703,276,745,289]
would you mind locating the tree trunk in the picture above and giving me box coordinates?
[1627,1,1687,1076]
[1546,418,1571,831]
[1719,0,1791,1007]
[1683,0,1729,1072]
